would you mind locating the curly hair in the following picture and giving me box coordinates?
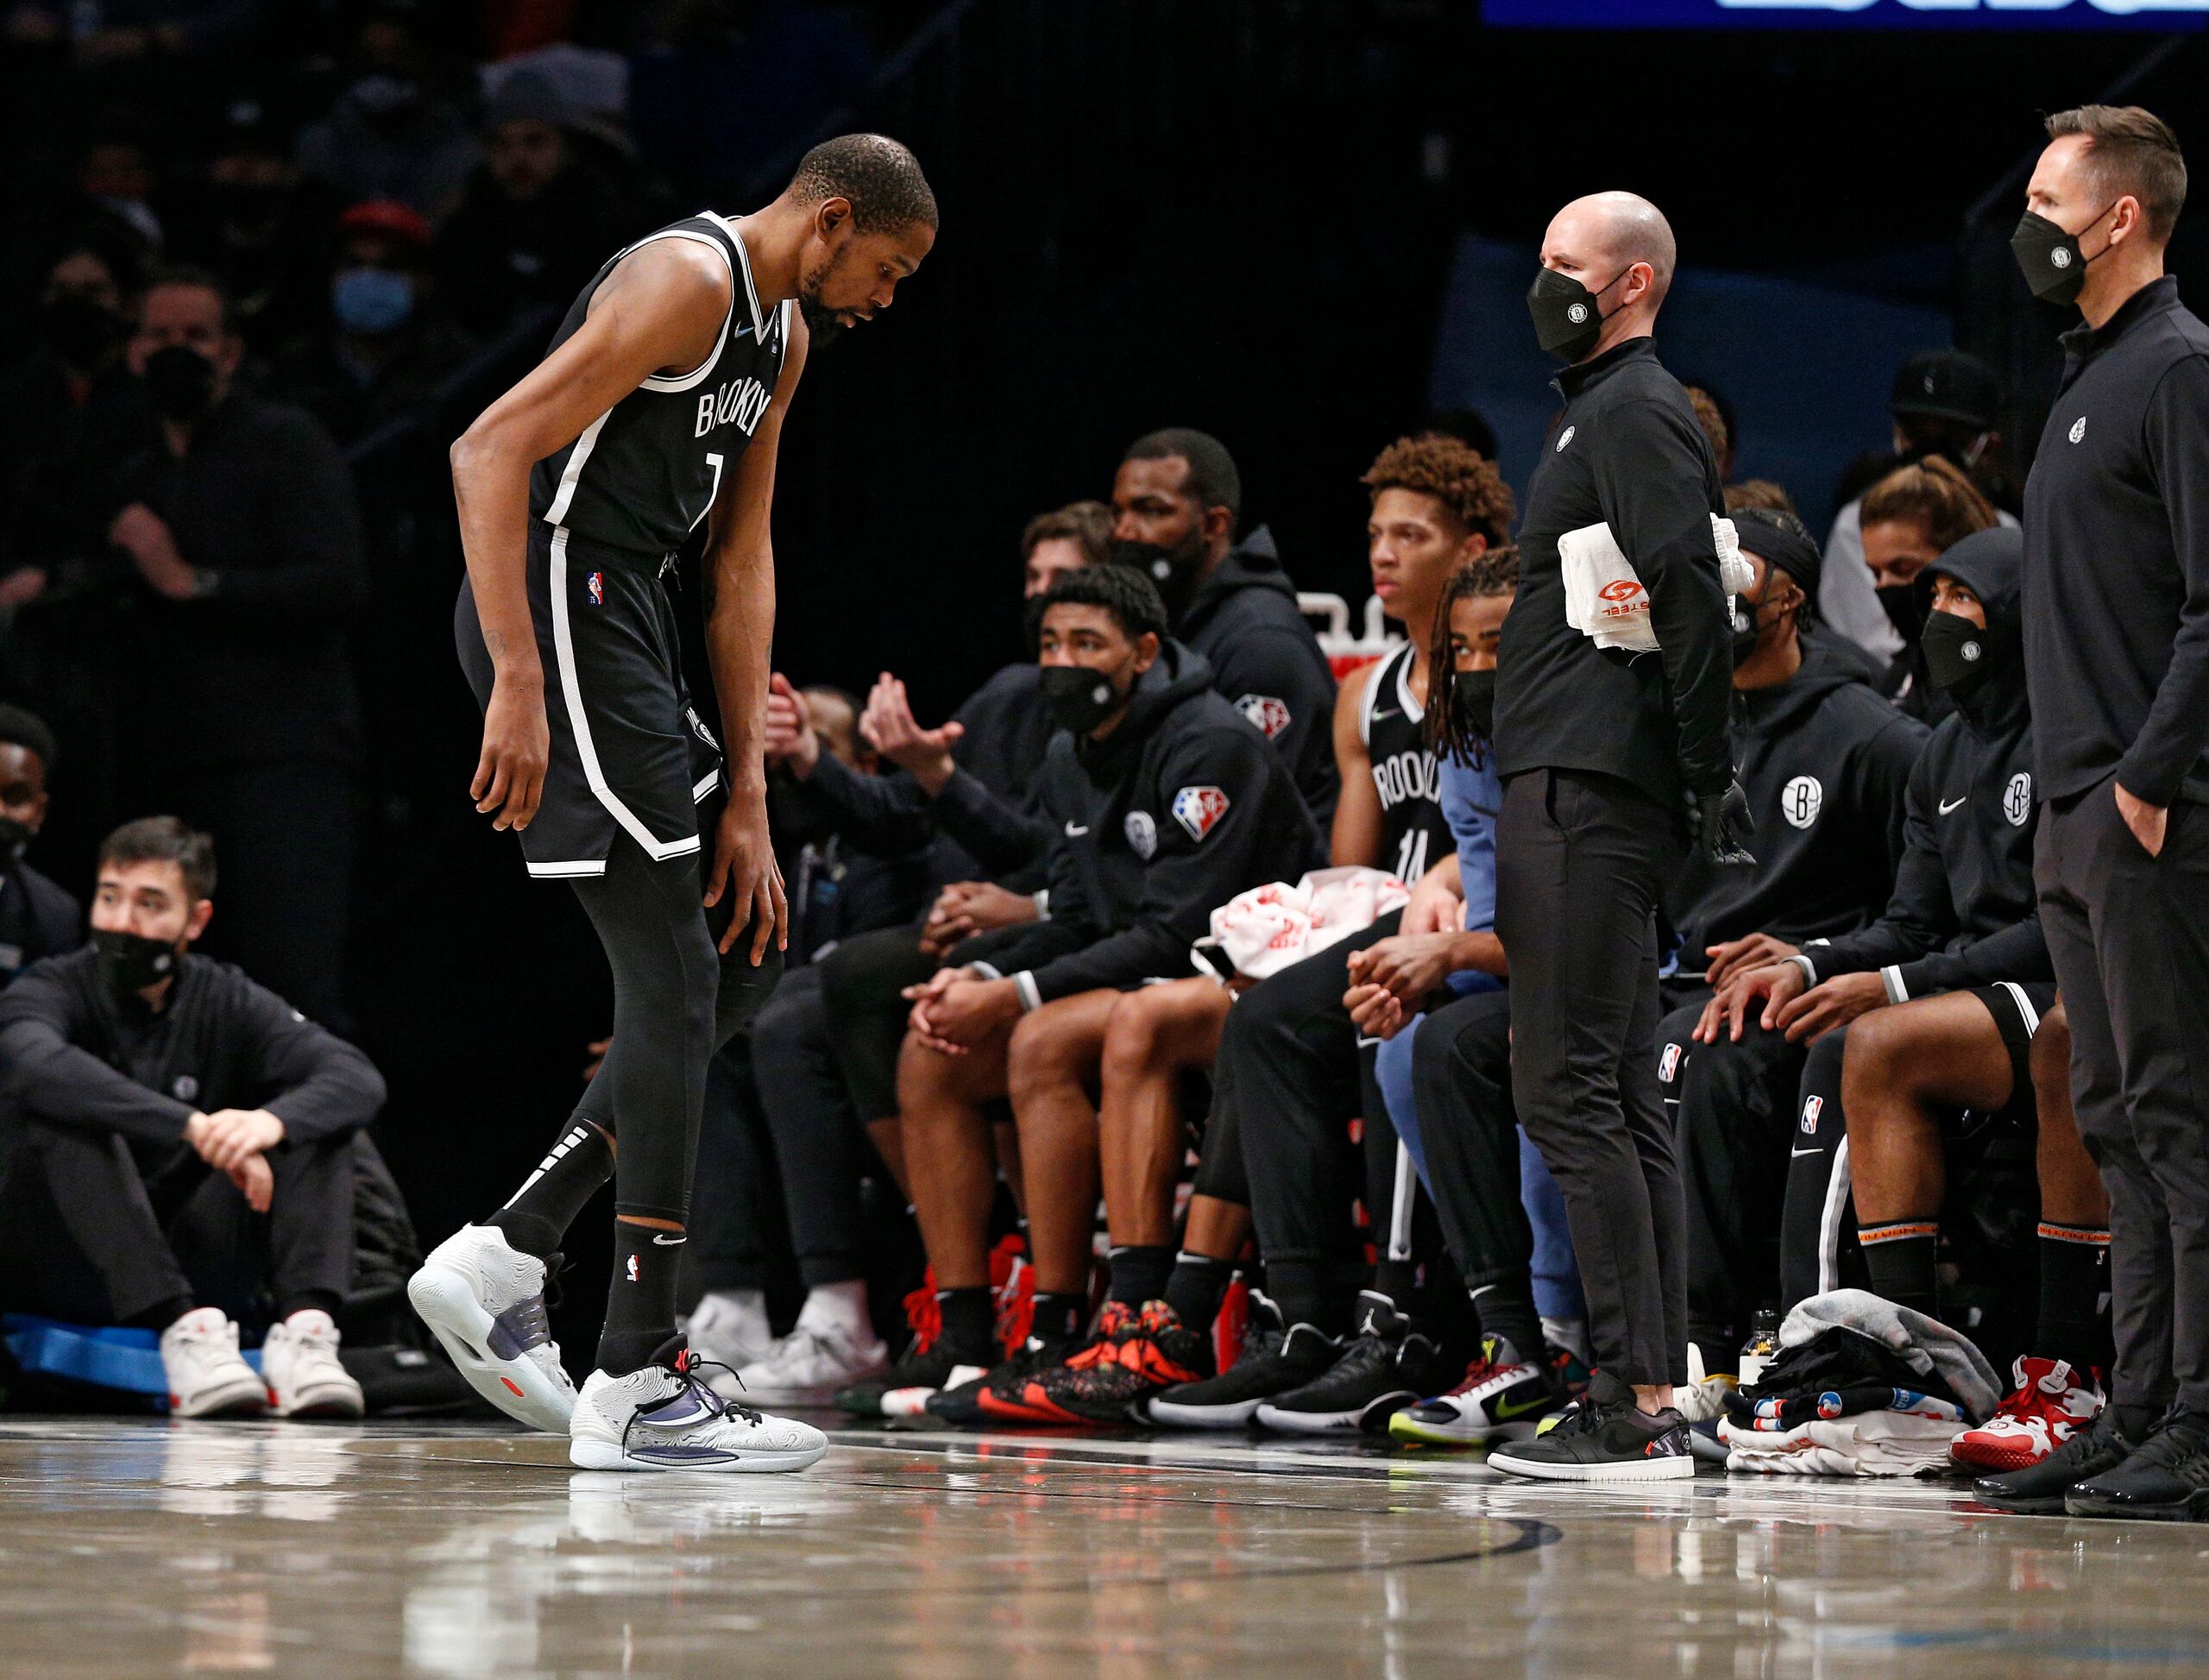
[1362,433,1515,550]
[1038,561,1168,645]
[1860,455,1998,554]
[1426,546,1520,767]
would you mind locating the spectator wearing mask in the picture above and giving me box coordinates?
[181,95,340,362]
[434,74,642,339]
[840,566,1319,1419]
[1110,429,1340,827]
[1857,456,2000,722]
[281,199,477,446]
[0,706,82,991]
[293,11,481,223]
[106,268,368,1026]
[0,818,385,1418]
[1642,509,1927,1388]
[1825,351,2017,660]
[1699,529,2048,1348]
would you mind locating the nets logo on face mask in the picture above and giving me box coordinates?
[1556,425,1577,453]
[1171,785,1230,842]
[2069,415,2087,445]
[171,1075,198,1103]
[1123,809,1157,860]
[2050,247,2074,270]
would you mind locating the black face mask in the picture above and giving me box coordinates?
[1526,264,1626,362]
[1111,533,1207,621]
[1877,582,1925,646]
[2010,203,2116,307]
[142,344,218,423]
[44,291,121,368]
[92,927,180,997]
[1451,668,1497,744]
[1921,609,1998,697]
[0,815,30,866]
[1730,596,1767,664]
[1039,662,1130,737]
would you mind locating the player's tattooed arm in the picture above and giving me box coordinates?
[449,240,731,831]
[700,306,809,960]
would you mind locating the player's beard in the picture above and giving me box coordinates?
[797,251,847,346]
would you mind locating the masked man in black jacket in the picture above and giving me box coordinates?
[1485,192,1743,1482]
[0,818,385,1420]
[1652,509,1927,1387]
[837,566,1319,1417]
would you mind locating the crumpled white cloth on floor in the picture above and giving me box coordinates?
[1721,1409,1963,1478]
[1196,865,1411,982]
[1561,513,1753,652]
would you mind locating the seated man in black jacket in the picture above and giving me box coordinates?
[0,817,387,1419]
[1709,532,2091,1457]
[0,705,83,989]
[1651,509,1928,1387]
[838,566,1320,1418]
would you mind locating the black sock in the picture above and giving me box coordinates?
[1107,1243,1175,1307]
[488,1118,614,1258]
[1468,1279,1543,1361]
[1029,1291,1086,1353]
[2117,1401,2163,1439]
[599,1220,682,1376]
[1860,1220,1939,1317]
[130,1295,195,1333]
[276,1290,343,1322]
[936,1286,998,1363]
[2036,1222,2112,1375]
[1267,1259,1331,1335]
[1163,1253,1236,1336]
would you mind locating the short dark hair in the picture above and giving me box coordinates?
[1038,563,1169,646]
[0,705,58,773]
[99,815,217,902]
[1021,500,1115,568]
[141,263,236,333]
[1123,428,1242,528]
[2047,104,2187,241]
[1362,433,1515,549]
[786,134,938,234]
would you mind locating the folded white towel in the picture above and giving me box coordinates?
[1561,514,1753,652]
[1721,1410,1962,1478]
[1194,865,1412,983]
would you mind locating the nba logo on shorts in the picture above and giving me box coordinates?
[587,570,605,607]
[1800,1095,1822,1136]
[1658,1043,1681,1084]
[626,1254,639,1283]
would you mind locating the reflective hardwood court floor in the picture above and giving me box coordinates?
[4,1417,2209,1677]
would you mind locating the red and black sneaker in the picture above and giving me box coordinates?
[1030,1301,1214,1427]
[926,1331,1087,1426]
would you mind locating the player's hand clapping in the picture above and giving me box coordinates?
[860,672,963,795]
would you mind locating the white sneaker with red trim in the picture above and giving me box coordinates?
[1950,1356,2103,1473]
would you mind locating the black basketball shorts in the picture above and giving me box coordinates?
[456,522,723,879]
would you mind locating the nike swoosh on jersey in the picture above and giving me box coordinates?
[1065,821,1089,836]
[1939,796,1967,815]
[1370,708,1402,722]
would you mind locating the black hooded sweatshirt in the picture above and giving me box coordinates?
[1173,526,1341,827]
[1795,527,2049,1000]
[961,642,1321,1010]
[1667,644,1927,971]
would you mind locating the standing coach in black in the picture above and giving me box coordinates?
[1483,192,1753,1485]
[1986,105,2209,1523]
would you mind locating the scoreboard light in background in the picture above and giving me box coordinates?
[1482,0,2209,26]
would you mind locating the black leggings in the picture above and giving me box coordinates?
[570,832,781,1224]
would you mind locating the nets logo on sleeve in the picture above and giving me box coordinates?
[1172,786,1230,842]
[1235,694,1293,739]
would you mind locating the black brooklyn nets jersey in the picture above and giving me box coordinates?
[1360,642,1453,886]
[530,211,794,556]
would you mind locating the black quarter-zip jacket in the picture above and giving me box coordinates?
[0,948,386,1148]
[1174,527,1342,827]
[2023,274,2209,809]
[1667,645,1927,966]
[1495,337,1734,809]
[960,642,1321,1010]
[1798,528,2049,999]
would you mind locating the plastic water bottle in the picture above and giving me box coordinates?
[1737,1310,1781,1389]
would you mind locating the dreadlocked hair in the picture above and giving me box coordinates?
[1426,545,1520,767]
[1361,433,1515,549]
[1860,454,1997,554]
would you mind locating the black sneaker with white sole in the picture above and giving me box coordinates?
[1486,1376,1694,1482]
[1255,1298,1445,1435]
[1973,1403,2137,1514]
[834,1337,990,1420]
[1147,1305,1337,1430]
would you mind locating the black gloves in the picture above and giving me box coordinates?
[1691,780,1756,866]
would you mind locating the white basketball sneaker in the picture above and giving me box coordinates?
[261,1309,365,1419]
[161,1307,267,1419]
[569,1348,828,1473]
[728,1318,889,1406]
[407,1224,576,1432]
[686,1287,775,1372]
